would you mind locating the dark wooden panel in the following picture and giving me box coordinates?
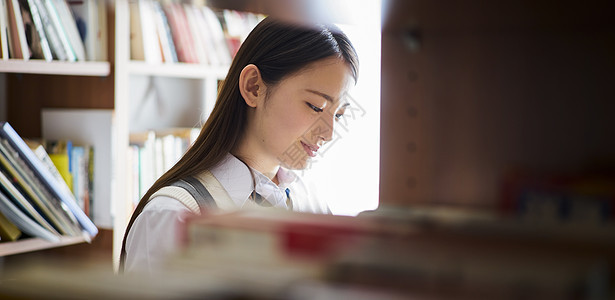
[6,73,114,138]
[379,0,615,207]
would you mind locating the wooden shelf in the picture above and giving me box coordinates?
[127,61,229,79]
[0,236,87,257]
[0,59,110,76]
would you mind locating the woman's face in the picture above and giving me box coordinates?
[251,57,354,171]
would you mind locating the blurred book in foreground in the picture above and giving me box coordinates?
[1,207,614,299]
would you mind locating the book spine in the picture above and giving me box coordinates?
[70,145,90,214]
[52,0,84,61]
[151,0,176,63]
[0,0,10,59]
[182,3,208,64]
[163,2,188,63]
[193,7,219,66]
[128,0,143,60]
[138,0,161,63]
[94,0,106,61]
[201,6,231,65]
[13,0,31,59]
[32,0,66,60]
[6,0,23,58]
[67,0,94,60]
[87,146,93,217]
[24,0,52,61]
[43,0,75,61]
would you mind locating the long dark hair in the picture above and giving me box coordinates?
[120,17,359,271]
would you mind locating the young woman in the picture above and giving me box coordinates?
[121,17,359,273]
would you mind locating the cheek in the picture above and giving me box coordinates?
[278,110,311,139]
[264,105,313,144]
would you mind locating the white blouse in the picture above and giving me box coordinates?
[124,154,329,274]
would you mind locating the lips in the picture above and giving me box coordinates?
[300,141,319,157]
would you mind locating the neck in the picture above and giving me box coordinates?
[233,140,280,185]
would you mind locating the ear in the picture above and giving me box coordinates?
[239,64,264,108]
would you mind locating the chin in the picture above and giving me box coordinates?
[279,155,311,170]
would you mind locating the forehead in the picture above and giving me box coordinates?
[282,58,354,100]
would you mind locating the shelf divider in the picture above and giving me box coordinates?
[0,59,110,76]
[127,61,229,79]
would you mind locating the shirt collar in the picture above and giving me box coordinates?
[209,153,297,208]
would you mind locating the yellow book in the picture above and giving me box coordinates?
[48,153,73,192]
[0,209,21,241]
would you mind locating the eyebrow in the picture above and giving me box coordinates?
[305,89,351,108]
[305,89,334,102]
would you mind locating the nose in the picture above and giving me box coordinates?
[314,114,335,146]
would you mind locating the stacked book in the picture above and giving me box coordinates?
[0,122,97,243]
[130,0,263,65]
[0,0,107,61]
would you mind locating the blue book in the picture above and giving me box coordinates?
[0,122,97,237]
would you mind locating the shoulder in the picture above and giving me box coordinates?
[130,195,193,237]
[124,196,192,274]
[142,194,193,214]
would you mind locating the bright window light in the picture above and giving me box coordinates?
[304,1,381,216]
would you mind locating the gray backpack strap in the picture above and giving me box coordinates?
[169,176,218,213]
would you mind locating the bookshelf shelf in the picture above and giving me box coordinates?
[0,59,110,77]
[127,61,228,79]
[0,235,87,257]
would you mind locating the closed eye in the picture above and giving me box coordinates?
[335,106,347,121]
[306,102,323,113]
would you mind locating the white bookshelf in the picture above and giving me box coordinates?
[0,236,86,257]
[0,59,110,77]
[0,1,112,257]
[113,0,231,268]
[127,61,228,79]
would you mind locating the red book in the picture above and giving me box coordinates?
[163,2,196,63]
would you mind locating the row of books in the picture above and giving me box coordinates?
[127,128,200,209]
[0,122,96,243]
[499,169,615,225]
[0,0,107,61]
[130,0,262,65]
